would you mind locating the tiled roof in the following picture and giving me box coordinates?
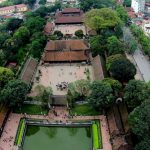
[20,57,38,85]
[62,8,81,13]
[55,16,83,24]
[45,40,89,51]
[0,4,27,11]
[44,51,89,62]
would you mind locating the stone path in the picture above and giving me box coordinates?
[0,108,112,150]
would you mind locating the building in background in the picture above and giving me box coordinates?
[0,4,28,15]
[131,0,145,13]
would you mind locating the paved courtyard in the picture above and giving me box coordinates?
[0,109,112,150]
[32,63,94,95]
[54,25,86,36]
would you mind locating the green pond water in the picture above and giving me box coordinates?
[23,125,92,150]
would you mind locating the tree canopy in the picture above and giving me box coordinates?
[107,36,124,56]
[109,58,136,82]
[84,8,121,33]
[0,67,14,89]
[0,80,29,106]
[124,80,148,109]
[88,80,115,109]
[78,0,115,12]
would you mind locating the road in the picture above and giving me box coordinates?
[123,27,150,82]
[32,0,40,11]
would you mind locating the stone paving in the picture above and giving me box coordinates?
[0,107,112,150]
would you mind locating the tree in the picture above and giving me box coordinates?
[5,18,23,32]
[25,16,45,34]
[34,85,53,106]
[123,0,131,7]
[13,26,30,46]
[30,40,43,59]
[89,35,107,56]
[102,78,122,95]
[53,30,63,39]
[78,0,115,12]
[88,80,115,109]
[0,80,29,106]
[116,5,128,23]
[109,58,136,82]
[0,50,6,66]
[106,54,123,70]
[123,27,137,54]
[135,138,150,150]
[84,8,121,34]
[107,36,124,56]
[0,67,14,89]
[39,0,46,5]
[124,80,147,109]
[75,30,84,38]
[128,100,150,139]
[67,79,91,107]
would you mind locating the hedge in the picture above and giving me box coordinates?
[92,123,100,149]
[14,118,25,146]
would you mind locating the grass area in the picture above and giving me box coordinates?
[92,120,103,149]
[13,104,49,115]
[14,118,25,146]
[70,104,100,116]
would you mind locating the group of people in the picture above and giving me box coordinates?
[56,82,69,91]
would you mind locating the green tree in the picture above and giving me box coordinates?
[5,18,23,32]
[88,80,115,109]
[123,27,137,54]
[0,67,14,89]
[34,85,53,106]
[89,35,107,56]
[0,50,6,66]
[75,30,84,38]
[128,100,150,139]
[79,0,115,12]
[106,54,123,70]
[102,78,122,95]
[84,8,121,34]
[116,5,128,23]
[25,16,45,34]
[67,79,91,107]
[39,0,46,5]
[13,26,30,46]
[109,58,136,82]
[135,138,150,150]
[53,30,63,39]
[107,36,124,56]
[124,80,147,109]
[0,80,28,106]
[123,0,131,7]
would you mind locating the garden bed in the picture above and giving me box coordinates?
[70,104,101,116]
[13,104,49,115]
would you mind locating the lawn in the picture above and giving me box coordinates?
[70,104,101,116]
[13,104,49,115]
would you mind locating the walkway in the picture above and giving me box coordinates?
[123,27,150,82]
[0,108,112,150]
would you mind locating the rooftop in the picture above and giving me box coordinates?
[44,51,89,62]
[45,40,89,51]
[0,4,27,11]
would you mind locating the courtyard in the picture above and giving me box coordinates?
[32,63,94,95]
[0,107,112,150]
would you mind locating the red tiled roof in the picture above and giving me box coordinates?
[44,51,89,62]
[0,4,27,11]
[62,8,81,13]
[45,40,89,51]
[55,16,83,24]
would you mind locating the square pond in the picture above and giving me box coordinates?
[23,125,92,150]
